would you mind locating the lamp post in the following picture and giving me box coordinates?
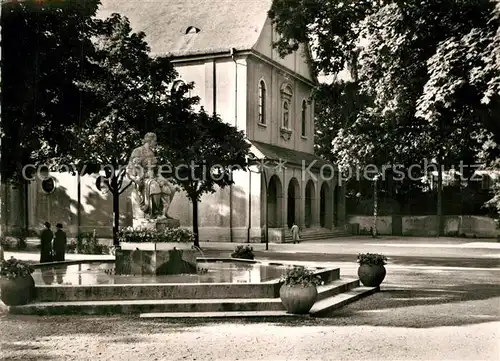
[372,173,380,238]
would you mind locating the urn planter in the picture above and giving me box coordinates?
[0,275,35,306]
[279,284,318,314]
[357,264,386,287]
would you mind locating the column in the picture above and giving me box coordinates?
[298,178,305,229]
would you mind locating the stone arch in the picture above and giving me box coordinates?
[305,180,315,228]
[287,177,300,228]
[280,83,293,96]
[267,175,283,227]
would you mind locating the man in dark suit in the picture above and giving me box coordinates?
[53,223,67,262]
[40,222,53,263]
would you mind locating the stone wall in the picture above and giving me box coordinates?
[348,215,499,238]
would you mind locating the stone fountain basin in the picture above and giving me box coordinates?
[118,242,192,251]
[29,259,338,303]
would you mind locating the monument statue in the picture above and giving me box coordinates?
[126,132,177,220]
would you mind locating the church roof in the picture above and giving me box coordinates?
[98,0,273,57]
[250,141,333,171]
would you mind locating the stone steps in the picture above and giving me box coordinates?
[9,278,375,316]
[140,311,299,318]
[316,279,360,301]
[310,286,379,316]
[9,297,285,315]
[284,227,350,242]
[139,285,377,319]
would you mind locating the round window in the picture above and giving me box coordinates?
[96,176,104,191]
[95,176,109,193]
[41,177,56,194]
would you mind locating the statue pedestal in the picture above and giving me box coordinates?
[117,218,194,276]
[133,218,180,230]
[115,242,197,276]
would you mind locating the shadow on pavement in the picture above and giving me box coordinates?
[198,250,500,269]
[0,315,198,340]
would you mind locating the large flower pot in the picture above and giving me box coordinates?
[279,284,318,314]
[0,275,35,306]
[357,264,386,287]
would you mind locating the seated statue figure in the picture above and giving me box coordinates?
[126,132,177,219]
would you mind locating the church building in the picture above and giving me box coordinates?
[2,0,347,243]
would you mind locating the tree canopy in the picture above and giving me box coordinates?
[270,0,500,219]
[1,0,102,181]
[159,108,250,247]
[1,1,250,244]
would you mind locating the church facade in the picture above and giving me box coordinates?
[1,0,346,242]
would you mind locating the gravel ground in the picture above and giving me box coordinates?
[1,262,499,360]
[0,316,498,361]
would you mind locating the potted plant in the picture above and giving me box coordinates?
[230,245,254,260]
[0,257,36,306]
[357,253,387,287]
[279,266,323,314]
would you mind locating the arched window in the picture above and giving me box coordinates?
[280,83,293,130]
[258,80,266,124]
[282,101,289,129]
[301,100,307,137]
[172,80,185,93]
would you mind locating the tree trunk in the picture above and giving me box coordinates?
[372,177,378,238]
[192,198,200,248]
[436,160,443,237]
[112,185,120,246]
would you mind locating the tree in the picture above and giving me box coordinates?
[158,108,250,248]
[1,0,101,182]
[269,0,500,232]
[64,14,195,245]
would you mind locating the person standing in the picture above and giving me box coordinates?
[53,223,67,262]
[40,222,53,263]
[291,223,300,244]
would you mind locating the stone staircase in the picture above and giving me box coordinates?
[284,227,350,242]
[9,267,377,318]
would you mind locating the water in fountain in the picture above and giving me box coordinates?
[32,260,287,286]
[192,245,209,274]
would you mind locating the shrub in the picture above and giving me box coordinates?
[281,266,323,287]
[67,231,108,255]
[0,236,16,251]
[0,257,35,280]
[230,245,254,260]
[118,227,194,243]
[357,253,387,266]
[81,231,103,254]
[76,232,85,253]
[66,241,78,254]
